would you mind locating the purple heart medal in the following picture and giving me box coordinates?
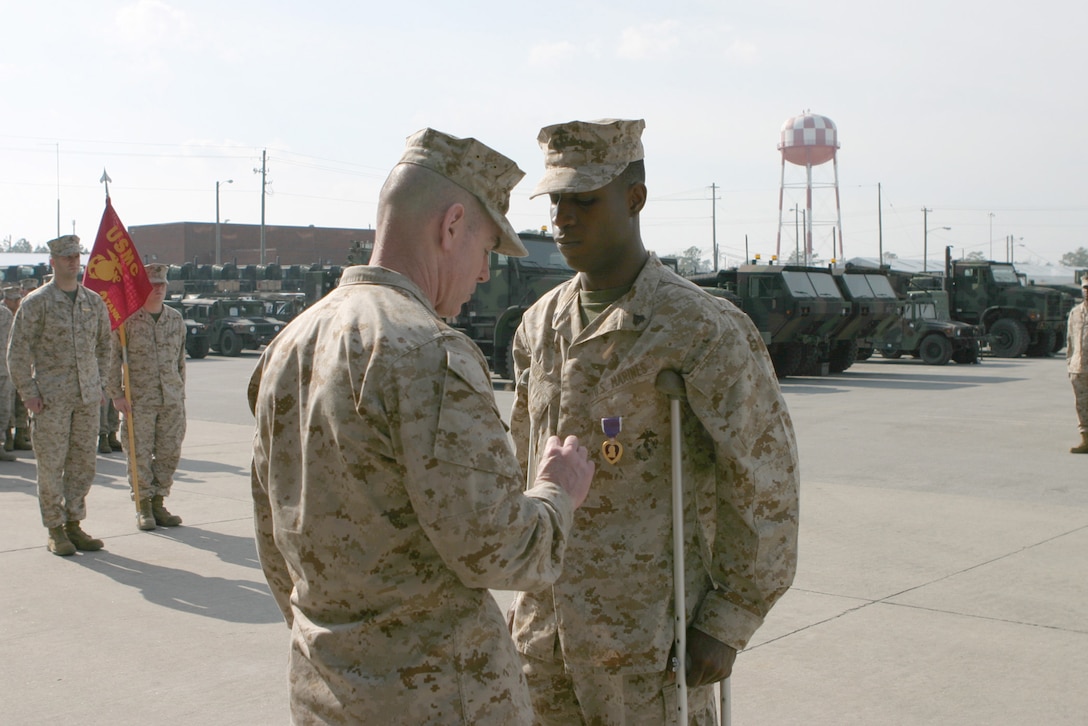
[601,416,623,465]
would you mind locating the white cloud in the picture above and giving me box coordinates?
[114,0,190,49]
[528,41,578,68]
[616,20,681,60]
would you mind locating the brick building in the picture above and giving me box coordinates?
[128,222,376,267]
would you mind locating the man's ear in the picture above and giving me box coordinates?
[627,182,647,216]
[439,202,468,252]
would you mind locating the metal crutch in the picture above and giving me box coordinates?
[656,369,731,726]
[655,369,689,724]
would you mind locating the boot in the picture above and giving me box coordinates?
[13,427,31,450]
[1071,433,1088,454]
[64,521,104,551]
[4,429,12,452]
[0,447,16,462]
[137,498,157,531]
[98,434,112,454]
[151,495,182,527]
[47,526,76,556]
[108,432,123,452]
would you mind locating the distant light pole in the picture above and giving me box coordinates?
[216,179,233,265]
[988,212,995,260]
[922,207,950,272]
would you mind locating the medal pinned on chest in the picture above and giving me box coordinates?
[600,416,623,465]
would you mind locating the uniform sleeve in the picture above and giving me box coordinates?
[1068,309,1077,364]
[7,299,41,400]
[106,329,124,400]
[509,322,532,482]
[95,300,111,390]
[686,311,800,651]
[393,337,574,592]
[248,356,294,626]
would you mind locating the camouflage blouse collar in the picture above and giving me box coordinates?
[339,264,437,316]
[553,253,664,339]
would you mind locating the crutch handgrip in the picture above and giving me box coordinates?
[655,369,686,401]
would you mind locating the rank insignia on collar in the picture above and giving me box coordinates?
[601,416,623,465]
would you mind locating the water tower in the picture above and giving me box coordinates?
[776,112,843,265]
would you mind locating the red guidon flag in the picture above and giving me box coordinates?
[82,197,153,330]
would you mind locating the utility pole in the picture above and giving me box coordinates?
[922,207,931,272]
[877,183,884,266]
[255,149,268,265]
[710,183,719,271]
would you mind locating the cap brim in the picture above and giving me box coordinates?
[529,163,626,199]
[485,208,527,257]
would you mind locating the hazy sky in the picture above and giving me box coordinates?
[2,0,1084,269]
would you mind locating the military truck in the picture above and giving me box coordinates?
[165,300,212,359]
[875,283,983,365]
[942,249,1069,357]
[828,269,902,372]
[448,231,575,379]
[689,263,850,378]
[175,297,285,356]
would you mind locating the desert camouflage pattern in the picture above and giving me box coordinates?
[510,255,800,681]
[0,305,12,428]
[7,281,111,527]
[523,645,718,726]
[108,306,187,498]
[47,234,81,257]
[1068,301,1088,432]
[249,264,577,724]
[531,118,646,199]
[398,128,527,257]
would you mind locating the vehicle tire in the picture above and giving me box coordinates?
[952,345,979,364]
[988,318,1029,358]
[187,339,210,359]
[1052,329,1066,354]
[828,340,857,373]
[1025,329,1055,358]
[879,349,902,359]
[919,334,953,365]
[219,329,242,357]
[855,346,874,361]
[771,343,803,379]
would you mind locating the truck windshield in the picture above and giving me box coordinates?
[864,274,898,298]
[991,266,1021,285]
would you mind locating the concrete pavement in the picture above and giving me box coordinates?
[1,353,1085,724]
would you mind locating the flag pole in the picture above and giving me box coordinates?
[97,166,140,513]
[118,323,142,510]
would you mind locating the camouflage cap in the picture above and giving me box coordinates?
[398,128,528,257]
[3,286,20,300]
[530,118,646,199]
[47,234,81,257]
[145,263,169,284]
[20,277,39,291]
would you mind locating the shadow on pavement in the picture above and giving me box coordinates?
[149,524,262,570]
[71,549,282,625]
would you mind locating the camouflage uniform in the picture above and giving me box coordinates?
[0,303,13,442]
[1067,299,1088,433]
[7,280,111,527]
[106,305,187,499]
[250,263,578,724]
[510,255,800,723]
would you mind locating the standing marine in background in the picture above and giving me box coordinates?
[108,263,187,529]
[4,283,32,452]
[7,235,112,556]
[0,287,17,462]
[1066,276,1088,453]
